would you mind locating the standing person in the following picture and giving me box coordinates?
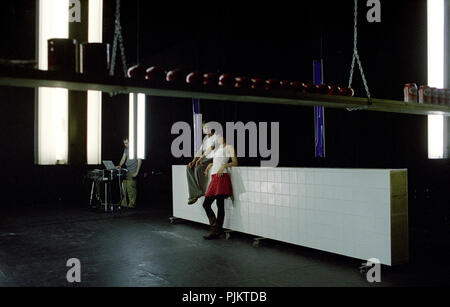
[117,137,142,209]
[186,122,216,205]
[202,134,238,240]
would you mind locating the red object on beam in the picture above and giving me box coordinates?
[251,78,265,89]
[289,81,303,92]
[203,73,219,87]
[339,87,355,96]
[234,76,251,89]
[145,66,166,82]
[218,74,234,88]
[127,64,147,79]
[303,83,317,94]
[280,80,292,90]
[186,71,203,85]
[265,79,280,90]
[328,85,341,95]
[166,69,185,83]
[316,84,331,94]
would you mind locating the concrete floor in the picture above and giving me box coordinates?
[0,205,448,287]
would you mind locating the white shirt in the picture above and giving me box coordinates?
[210,145,232,175]
[202,134,217,160]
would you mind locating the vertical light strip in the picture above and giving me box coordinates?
[428,0,445,88]
[38,0,69,165]
[129,94,136,160]
[87,0,103,165]
[428,115,444,159]
[137,94,146,159]
[88,0,103,43]
[87,91,102,164]
[38,0,69,71]
[427,0,446,159]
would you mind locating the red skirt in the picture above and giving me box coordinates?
[205,173,233,197]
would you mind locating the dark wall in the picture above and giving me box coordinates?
[0,0,449,234]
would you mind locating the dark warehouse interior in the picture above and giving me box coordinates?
[0,0,450,292]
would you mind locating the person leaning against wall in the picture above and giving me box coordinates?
[186,122,217,205]
[201,133,238,240]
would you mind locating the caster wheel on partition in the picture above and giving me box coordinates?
[253,237,266,248]
[169,217,181,225]
[224,231,232,240]
[359,264,370,275]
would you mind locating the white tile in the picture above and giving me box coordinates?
[314,172,324,185]
[351,173,367,188]
[275,195,283,206]
[267,182,275,193]
[328,186,338,199]
[315,211,335,226]
[254,170,261,182]
[373,217,390,235]
[274,183,282,194]
[315,198,325,211]
[315,185,325,199]
[254,193,261,204]
[297,172,306,184]
[366,188,390,206]
[282,183,290,195]
[322,173,332,186]
[305,185,315,198]
[282,206,291,219]
[243,192,250,202]
[340,187,353,201]
[248,170,255,181]
[297,196,307,209]
[262,204,269,216]
[340,172,353,187]
[289,195,297,207]
[240,168,248,180]
[282,171,290,183]
[369,173,389,189]
[260,193,268,205]
[260,170,268,182]
[352,188,369,202]
[274,171,282,183]
[173,165,398,266]
[282,195,290,207]
[338,200,351,215]
[355,201,370,217]
[238,192,244,202]
[289,183,297,195]
[267,170,274,182]
[268,193,275,205]
[297,184,306,197]
[268,205,276,217]
[261,182,268,193]
[306,172,315,185]
[289,172,297,183]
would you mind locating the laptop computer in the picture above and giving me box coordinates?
[102,160,116,170]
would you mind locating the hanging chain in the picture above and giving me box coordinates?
[348,0,358,88]
[348,0,372,105]
[109,0,128,77]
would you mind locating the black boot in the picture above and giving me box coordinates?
[203,216,220,240]
[216,215,225,236]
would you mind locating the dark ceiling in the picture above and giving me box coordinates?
[0,0,428,100]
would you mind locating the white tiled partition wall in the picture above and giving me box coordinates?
[172,166,409,266]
